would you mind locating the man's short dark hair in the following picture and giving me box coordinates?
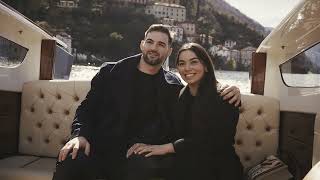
[144,24,173,46]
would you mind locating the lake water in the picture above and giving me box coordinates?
[70,65,251,93]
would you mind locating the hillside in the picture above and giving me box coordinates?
[181,0,267,35]
[2,0,265,66]
[180,0,264,48]
[205,0,267,36]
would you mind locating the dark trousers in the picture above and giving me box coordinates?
[52,151,174,180]
[171,152,244,180]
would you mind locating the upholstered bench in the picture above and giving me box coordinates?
[0,80,90,180]
[0,80,283,180]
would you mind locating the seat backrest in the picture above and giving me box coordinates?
[18,81,281,167]
[235,94,280,170]
[19,80,90,157]
[312,112,320,166]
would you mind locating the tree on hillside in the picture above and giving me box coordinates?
[79,0,93,9]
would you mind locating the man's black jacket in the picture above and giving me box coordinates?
[71,54,182,154]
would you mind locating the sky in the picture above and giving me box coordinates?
[224,0,302,27]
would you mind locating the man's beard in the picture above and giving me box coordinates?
[142,51,164,66]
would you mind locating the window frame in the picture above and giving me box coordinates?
[0,36,29,68]
[279,41,320,88]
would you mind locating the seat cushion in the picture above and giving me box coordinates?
[0,156,56,180]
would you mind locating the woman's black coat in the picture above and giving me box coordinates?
[172,86,243,180]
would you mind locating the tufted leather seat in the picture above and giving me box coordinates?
[235,94,279,170]
[0,80,280,179]
[0,80,90,180]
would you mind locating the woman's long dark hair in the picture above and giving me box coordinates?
[176,43,218,96]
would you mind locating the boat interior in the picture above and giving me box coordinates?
[0,0,319,179]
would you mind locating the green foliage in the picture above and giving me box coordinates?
[213,12,264,48]
[211,54,225,70]
[12,0,263,67]
[109,32,124,40]
[180,0,199,20]
[42,5,156,61]
[236,60,248,71]
[225,59,237,70]
[169,41,184,68]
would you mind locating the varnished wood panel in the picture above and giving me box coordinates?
[280,111,316,180]
[40,39,56,80]
[251,52,266,95]
[0,91,21,157]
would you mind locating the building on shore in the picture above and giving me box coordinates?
[209,45,230,58]
[240,46,256,68]
[153,0,180,4]
[230,49,240,61]
[177,21,196,35]
[145,2,186,22]
[56,0,79,8]
[161,17,175,26]
[110,0,150,7]
[186,35,198,43]
[167,25,183,42]
[224,39,237,49]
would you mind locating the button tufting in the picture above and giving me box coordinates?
[47,108,53,114]
[265,126,271,132]
[257,108,262,115]
[37,122,42,128]
[244,156,251,161]
[64,110,70,115]
[247,124,252,130]
[40,93,44,99]
[74,96,79,102]
[44,138,50,144]
[239,107,244,113]
[256,141,262,147]
[27,136,32,142]
[30,107,35,112]
[54,123,60,129]
[236,139,242,145]
[56,94,61,100]
[61,140,66,145]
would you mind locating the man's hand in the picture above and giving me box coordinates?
[127,143,174,158]
[58,136,90,162]
[220,84,241,107]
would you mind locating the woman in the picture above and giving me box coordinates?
[128,43,243,179]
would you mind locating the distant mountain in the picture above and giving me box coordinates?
[306,45,320,70]
[179,0,264,48]
[265,27,274,33]
[204,0,268,36]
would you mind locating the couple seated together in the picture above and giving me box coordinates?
[52,24,243,180]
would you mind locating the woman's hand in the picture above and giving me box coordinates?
[127,143,175,158]
[140,143,175,157]
[126,143,147,158]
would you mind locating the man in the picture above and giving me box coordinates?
[53,24,241,180]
